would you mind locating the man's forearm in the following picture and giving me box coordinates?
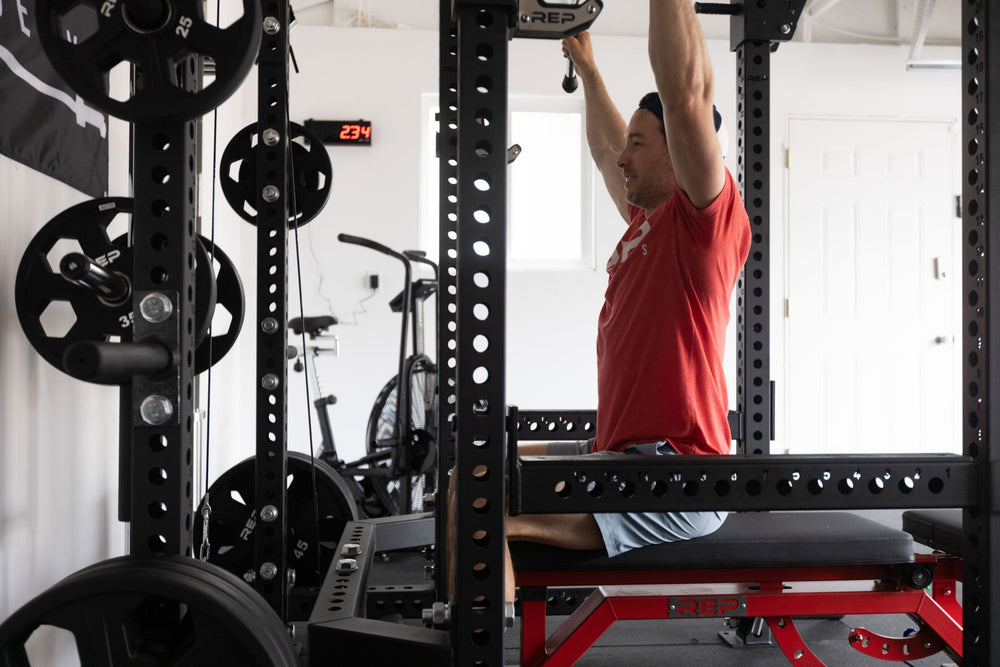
[580,69,627,168]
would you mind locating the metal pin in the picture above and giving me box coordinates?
[139,395,174,425]
[262,185,281,202]
[262,129,280,146]
[139,293,173,323]
[263,16,281,34]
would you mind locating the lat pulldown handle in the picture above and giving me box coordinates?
[562,60,578,93]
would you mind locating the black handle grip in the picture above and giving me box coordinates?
[63,341,173,382]
[562,60,578,93]
[338,233,403,259]
[405,249,438,270]
[694,2,742,15]
[59,252,130,302]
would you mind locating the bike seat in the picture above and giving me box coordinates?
[289,315,338,336]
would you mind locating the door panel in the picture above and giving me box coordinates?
[786,118,959,455]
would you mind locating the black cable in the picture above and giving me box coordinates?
[199,0,223,557]
[286,93,325,581]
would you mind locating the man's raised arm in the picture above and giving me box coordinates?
[649,0,725,210]
[563,32,629,222]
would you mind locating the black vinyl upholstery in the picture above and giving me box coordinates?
[511,511,914,572]
[902,509,962,556]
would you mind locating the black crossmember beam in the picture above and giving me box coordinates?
[511,454,974,514]
[308,519,449,663]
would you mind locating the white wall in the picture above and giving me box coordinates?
[1,24,962,624]
[0,124,130,617]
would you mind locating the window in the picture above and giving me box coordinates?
[421,94,595,270]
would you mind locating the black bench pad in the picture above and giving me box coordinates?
[902,509,962,556]
[512,512,914,572]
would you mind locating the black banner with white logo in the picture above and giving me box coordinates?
[0,0,108,196]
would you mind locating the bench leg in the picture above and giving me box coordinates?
[767,616,827,666]
[521,596,548,667]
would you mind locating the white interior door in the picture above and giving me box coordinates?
[785,118,960,455]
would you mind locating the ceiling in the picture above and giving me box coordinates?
[291,0,962,56]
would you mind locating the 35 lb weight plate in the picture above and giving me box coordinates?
[15,198,243,383]
[35,0,262,122]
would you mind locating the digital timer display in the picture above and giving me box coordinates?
[337,123,371,142]
[304,119,373,146]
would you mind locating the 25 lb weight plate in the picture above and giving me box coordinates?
[220,122,333,227]
[35,0,262,122]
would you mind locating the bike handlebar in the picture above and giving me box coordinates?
[338,233,410,264]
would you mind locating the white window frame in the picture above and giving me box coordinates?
[420,93,596,271]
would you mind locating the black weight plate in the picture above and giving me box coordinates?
[15,198,223,384]
[35,0,261,123]
[194,452,358,590]
[194,238,244,373]
[220,122,332,227]
[16,198,134,384]
[75,556,296,660]
[0,555,298,667]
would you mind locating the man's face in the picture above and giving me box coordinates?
[616,109,675,211]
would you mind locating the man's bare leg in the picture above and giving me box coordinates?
[504,512,604,603]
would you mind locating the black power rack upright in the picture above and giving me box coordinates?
[251,0,294,620]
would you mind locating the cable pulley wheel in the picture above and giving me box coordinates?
[220,122,333,227]
[15,197,243,384]
[194,452,358,615]
[34,0,262,123]
[0,555,298,666]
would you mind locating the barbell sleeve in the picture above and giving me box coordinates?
[59,252,131,303]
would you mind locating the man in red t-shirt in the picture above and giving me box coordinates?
[501,0,751,605]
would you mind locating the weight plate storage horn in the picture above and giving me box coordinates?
[194,451,358,618]
[34,0,262,123]
[15,197,244,384]
[220,122,333,227]
[0,555,299,666]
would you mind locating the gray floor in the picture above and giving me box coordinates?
[503,615,958,666]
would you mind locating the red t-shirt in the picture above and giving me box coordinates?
[594,170,751,455]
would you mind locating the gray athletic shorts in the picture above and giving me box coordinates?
[546,439,727,558]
